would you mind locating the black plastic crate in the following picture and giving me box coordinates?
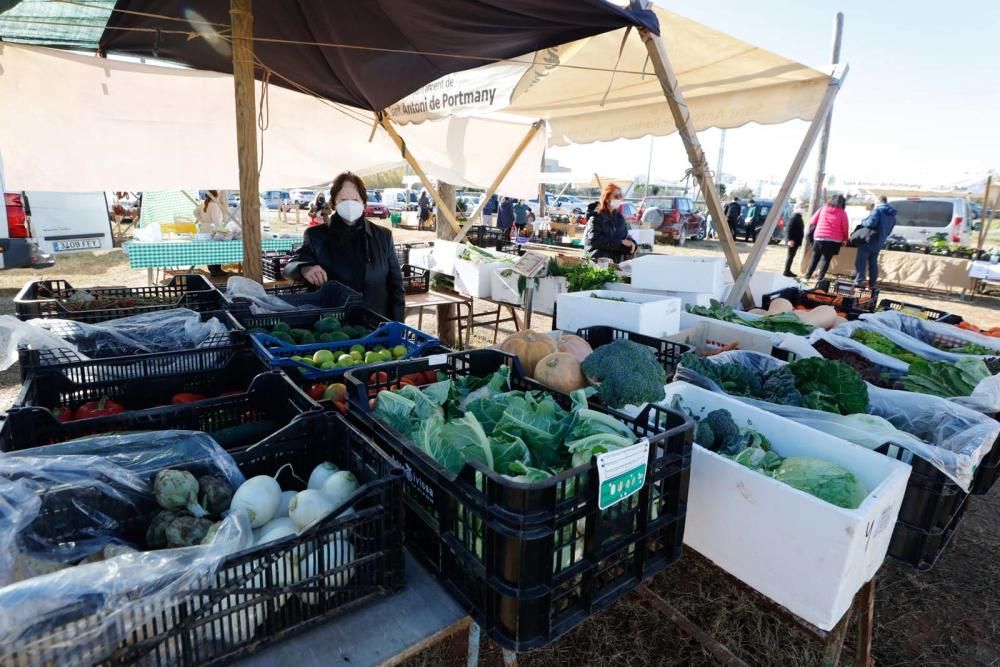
[224,280,362,315]
[262,250,294,281]
[575,326,691,379]
[3,370,319,451]
[395,241,432,266]
[877,299,963,325]
[876,444,970,569]
[232,303,389,335]
[466,225,507,249]
[886,495,968,572]
[2,413,405,667]
[761,284,877,320]
[344,349,693,650]
[14,274,224,323]
[971,434,1000,495]
[401,264,429,295]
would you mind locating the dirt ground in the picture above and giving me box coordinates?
[2,216,999,665]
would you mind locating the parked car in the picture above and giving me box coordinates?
[1,192,53,269]
[290,189,317,209]
[619,201,640,225]
[365,200,389,218]
[731,199,793,243]
[262,190,291,209]
[637,196,705,240]
[888,197,975,245]
[382,188,418,212]
[550,195,588,216]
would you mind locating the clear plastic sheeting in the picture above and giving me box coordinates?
[809,328,909,372]
[0,512,252,667]
[0,315,81,370]
[0,431,244,587]
[859,311,1000,359]
[676,350,999,490]
[225,276,301,314]
[28,308,229,358]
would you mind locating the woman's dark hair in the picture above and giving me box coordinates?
[597,182,622,215]
[829,194,847,209]
[203,190,219,212]
[330,172,368,205]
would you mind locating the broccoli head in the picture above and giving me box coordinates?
[580,339,667,408]
[701,409,739,452]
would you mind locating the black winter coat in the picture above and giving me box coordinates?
[584,209,630,262]
[284,215,405,321]
[785,212,805,245]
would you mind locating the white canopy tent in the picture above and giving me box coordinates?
[389,2,844,306]
[0,43,545,198]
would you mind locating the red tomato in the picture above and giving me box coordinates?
[74,397,126,420]
[171,392,207,405]
[306,384,327,401]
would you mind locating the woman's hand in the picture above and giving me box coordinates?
[622,238,637,254]
[788,240,797,248]
[301,265,328,287]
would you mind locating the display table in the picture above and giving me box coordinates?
[800,245,972,293]
[405,289,474,348]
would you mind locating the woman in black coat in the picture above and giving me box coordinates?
[584,182,636,263]
[285,172,405,321]
[783,209,805,277]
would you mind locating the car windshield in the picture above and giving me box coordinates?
[645,198,674,211]
[677,198,693,213]
[891,200,953,228]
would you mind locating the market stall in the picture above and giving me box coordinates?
[799,245,974,294]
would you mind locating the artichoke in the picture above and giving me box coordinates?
[154,469,208,517]
[200,521,223,545]
[198,475,234,518]
[146,509,182,549]
[164,516,215,548]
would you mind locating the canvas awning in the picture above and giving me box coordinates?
[389,6,832,146]
[0,43,545,197]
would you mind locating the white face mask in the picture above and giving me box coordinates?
[610,199,624,211]
[336,199,364,223]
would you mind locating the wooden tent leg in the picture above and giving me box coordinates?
[821,604,853,667]
[230,0,262,283]
[636,585,748,667]
[453,121,545,243]
[854,580,875,667]
[725,65,849,307]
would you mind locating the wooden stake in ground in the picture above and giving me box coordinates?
[230,0,262,282]
[436,181,459,348]
[809,12,844,216]
[977,174,993,251]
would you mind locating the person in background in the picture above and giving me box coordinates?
[854,196,897,289]
[724,196,742,238]
[497,197,515,246]
[418,190,431,228]
[584,182,635,263]
[309,192,330,225]
[783,205,806,277]
[803,194,850,282]
[194,190,227,277]
[513,199,530,236]
[285,172,404,320]
[745,198,763,242]
[483,193,499,227]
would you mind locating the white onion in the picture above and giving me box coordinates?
[230,475,281,528]
[288,489,336,530]
[307,462,340,490]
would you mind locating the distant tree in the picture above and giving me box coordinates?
[717,183,727,197]
[649,185,661,195]
[731,185,754,199]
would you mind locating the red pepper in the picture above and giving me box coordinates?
[171,392,207,405]
[74,397,126,420]
[50,406,74,423]
[306,384,327,401]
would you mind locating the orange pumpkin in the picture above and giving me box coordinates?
[498,330,557,378]
[557,334,593,363]
[533,352,587,393]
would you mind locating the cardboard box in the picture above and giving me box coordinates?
[661,383,910,631]
[556,289,681,337]
[629,255,727,293]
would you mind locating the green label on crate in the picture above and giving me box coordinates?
[596,439,649,510]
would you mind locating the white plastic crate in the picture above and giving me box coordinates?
[661,383,910,631]
[556,289,680,337]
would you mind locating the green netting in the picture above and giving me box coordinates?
[0,0,114,49]
[138,190,200,227]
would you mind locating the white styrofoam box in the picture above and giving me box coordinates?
[749,271,799,307]
[664,383,910,631]
[407,246,434,271]
[454,259,511,298]
[679,311,786,347]
[603,282,718,310]
[667,320,774,355]
[556,290,681,337]
[532,276,567,315]
[429,240,462,276]
[629,254,727,293]
[628,228,655,246]
[490,267,522,305]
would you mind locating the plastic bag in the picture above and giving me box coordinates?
[860,311,1000,355]
[0,315,82,370]
[225,276,300,314]
[28,308,228,359]
[0,512,252,667]
[0,431,244,586]
[676,350,999,490]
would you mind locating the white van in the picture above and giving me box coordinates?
[24,191,115,255]
[382,188,417,212]
[887,197,974,245]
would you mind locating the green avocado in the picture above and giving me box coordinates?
[272,321,291,333]
[313,317,341,333]
[330,331,350,341]
[298,331,316,344]
[289,328,312,342]
[318,332,335,343]
[271,331,295,345]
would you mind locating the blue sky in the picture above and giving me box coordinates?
[549,0,1000,193]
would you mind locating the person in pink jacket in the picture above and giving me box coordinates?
[804,194,850,281]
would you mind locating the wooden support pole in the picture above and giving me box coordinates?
[453,121,544,243]
[725,66,849,307]
[634,11,747,304]
[230,0,262,282]
[809,12,845,216]
[378,115,463,234]
[976,174,993,251]
[437,181,459,348]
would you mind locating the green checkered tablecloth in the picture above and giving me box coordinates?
[126,239,302,269]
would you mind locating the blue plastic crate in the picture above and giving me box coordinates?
[251,321,440,380]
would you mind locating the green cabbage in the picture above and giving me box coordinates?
[772,457,868,509]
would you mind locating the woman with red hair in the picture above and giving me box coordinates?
[584,182,635,262]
